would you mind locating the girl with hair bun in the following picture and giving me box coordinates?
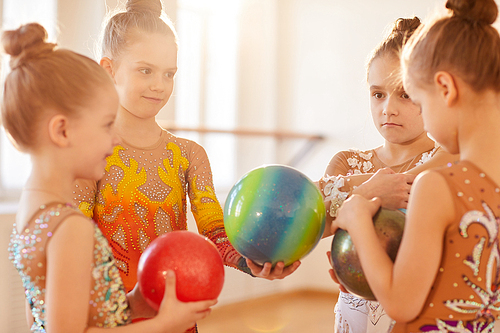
[318,16,458,333]
[5,22,216,333]
[74,0,298,331]
[331,0,500,331]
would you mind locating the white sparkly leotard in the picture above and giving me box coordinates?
[319,146,438,333]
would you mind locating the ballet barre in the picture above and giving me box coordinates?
[159,123,325,166]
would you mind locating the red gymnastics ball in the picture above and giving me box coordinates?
[137,230,225,310]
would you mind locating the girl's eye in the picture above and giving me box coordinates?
[373,92,385,99]
[165,72,176,79]
[139,68,151,75]
[401,92,410,99]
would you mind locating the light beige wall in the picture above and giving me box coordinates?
[219,0,451,304]
[56,0,106,58]
[0,212,28,333]
[56,0,177,121]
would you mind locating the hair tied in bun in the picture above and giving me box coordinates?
[2,23,56,70]
[445,0,498,25]
[126,0,162,18]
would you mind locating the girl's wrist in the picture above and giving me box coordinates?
[321,175,352,218]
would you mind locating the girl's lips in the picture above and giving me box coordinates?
[383,122,402,127]
[143,96,163,104]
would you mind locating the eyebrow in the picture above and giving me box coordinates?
[134,61,177,71]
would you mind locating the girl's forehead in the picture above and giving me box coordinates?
[368,56,403,90]
[121,32,177,65]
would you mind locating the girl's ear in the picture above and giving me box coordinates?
[434,71,458,107]
[48,115,70,148]
[100,57,115,78]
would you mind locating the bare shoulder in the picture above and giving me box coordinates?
[407,148,459,175]
[409,169,456,230]
[48,214,95,251]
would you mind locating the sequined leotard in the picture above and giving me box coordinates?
[391,161,500,333]
[73,130,248,331]
[319,146,438,333]
[8,203,130,332]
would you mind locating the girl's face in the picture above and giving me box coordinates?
[403,71,459,154]
[111,31,178,119]
[368,55,426,145]
[69,84,120,180]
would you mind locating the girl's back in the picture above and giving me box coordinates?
[396,161,500,332]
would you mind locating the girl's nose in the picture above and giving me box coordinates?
[150,74,165,92]
[383,96,399,116]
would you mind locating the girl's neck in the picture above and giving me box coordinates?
[377,132,435,167]
[115,106,163,147]
[17,157,75,231]
[24,159,75,203]
[458,92,500,185]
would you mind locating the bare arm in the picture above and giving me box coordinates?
[45,216,95,332]
[320,148,457,238]
[332,171,454,321]
[25,300,33,329]
[45,216,216,333]
[319,150,414,238]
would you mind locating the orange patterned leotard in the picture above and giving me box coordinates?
[74,130,249,294]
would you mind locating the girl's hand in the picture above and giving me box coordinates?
[326,251,348,293]
[246,259,301,280]
[352,168,414,210]
[128,283,157,319]
[155,270,217,333]
[331,195,382,234]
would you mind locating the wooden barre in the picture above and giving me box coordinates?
[157,122,326,166]
[158,124,325,141]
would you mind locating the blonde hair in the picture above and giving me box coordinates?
[101,0,177,60]
[403,0,500,92]
[1,23,114,151]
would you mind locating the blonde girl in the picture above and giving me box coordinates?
[73,1,298,331]
[5,23,216,333]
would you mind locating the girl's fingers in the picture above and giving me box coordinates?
[163,270,176,300]
[326,251,333,267]
[283,261,300,276]
[193,299,218,312]
[271,262,285,276]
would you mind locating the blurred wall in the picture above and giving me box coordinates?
[217,0,447,305]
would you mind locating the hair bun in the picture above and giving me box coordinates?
[446,0,498,25]
[2,23,55,70]
[388,17,421,44]
[394,17,421,34]
[126,0,162,17]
